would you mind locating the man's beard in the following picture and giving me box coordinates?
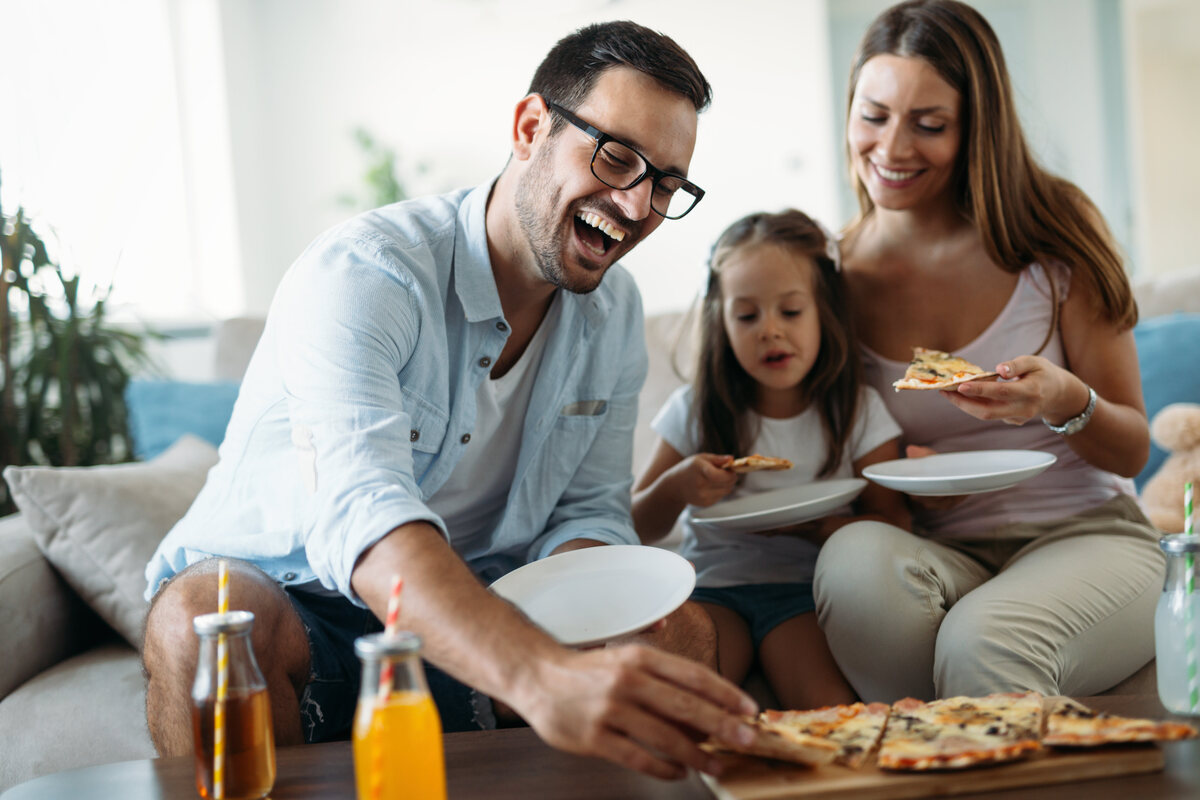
[514,142,606,295]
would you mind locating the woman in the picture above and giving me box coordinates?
[813,0,1163,702]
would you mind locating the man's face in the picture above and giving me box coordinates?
[514,66,698,294]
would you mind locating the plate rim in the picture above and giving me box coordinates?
[488,544,696,647]
[861,449,1056,483]
[687,477,868,527]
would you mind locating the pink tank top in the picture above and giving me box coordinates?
[860,262,1135,538]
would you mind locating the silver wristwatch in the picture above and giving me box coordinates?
[1043,386,1097,435]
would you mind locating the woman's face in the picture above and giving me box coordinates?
[848,54,962,213]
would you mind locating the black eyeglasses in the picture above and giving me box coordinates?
[544,100,704,220]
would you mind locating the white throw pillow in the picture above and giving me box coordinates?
[3,435,218,646]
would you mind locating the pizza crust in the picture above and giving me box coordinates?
[1042,697,1199,746]
[893,346,999,391]
[706,715,839,766]
[725,454,794,474]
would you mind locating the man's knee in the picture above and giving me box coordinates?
[632,601,717,668]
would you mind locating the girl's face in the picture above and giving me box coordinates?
[719,243,822,416]
[848,54,962,213]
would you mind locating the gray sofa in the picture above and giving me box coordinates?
[3,267,1199,792]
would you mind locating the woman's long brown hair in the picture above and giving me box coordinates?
[846,0,1137,329]
[694,210,861,477]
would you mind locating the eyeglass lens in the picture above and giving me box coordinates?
[592,140,699,219]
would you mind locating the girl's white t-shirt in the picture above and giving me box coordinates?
[651,384,901,587]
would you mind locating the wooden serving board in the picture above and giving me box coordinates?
[701,744,1164,800]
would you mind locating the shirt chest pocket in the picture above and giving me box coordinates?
[401,388,449,482]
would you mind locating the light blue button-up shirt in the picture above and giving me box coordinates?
[145,183,648,603]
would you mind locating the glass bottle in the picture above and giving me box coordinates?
[1155,534,1200,716]
[353,631,447,800]
[191,610,276,799]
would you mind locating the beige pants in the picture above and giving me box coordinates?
[813,495,1164,702]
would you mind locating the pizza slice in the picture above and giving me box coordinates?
[725,454,794,474]
[1042,697,1199,746]
[760,702,890,768]
[892,347,999,391]
[877,692,1043,771]
[703,714,839,767]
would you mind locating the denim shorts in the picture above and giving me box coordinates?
[285,587,495,742]
[689,582,817,649]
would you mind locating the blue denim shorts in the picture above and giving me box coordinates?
[689,582,817,649]
[285,587,495,742]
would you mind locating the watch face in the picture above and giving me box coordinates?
[1046,386,1096,435]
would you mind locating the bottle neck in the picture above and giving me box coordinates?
[1164,552,1198,593]
[359,652,430,702]
[193,629,268,697]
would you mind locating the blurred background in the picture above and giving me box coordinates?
[1,0,1196,364]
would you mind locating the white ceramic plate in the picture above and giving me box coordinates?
[489,545,695,647]
[862,449,1057,496]
[687,478,868,534]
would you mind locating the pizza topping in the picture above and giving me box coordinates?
[1043,697,1199,746]
[725,454,794,474]
[893,347,999,391]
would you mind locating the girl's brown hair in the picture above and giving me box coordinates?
[694,210,861,477]
[846,0,1136,329]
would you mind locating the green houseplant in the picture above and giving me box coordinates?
[1,170,158,513]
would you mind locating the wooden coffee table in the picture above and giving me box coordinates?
[2,696,1196,799]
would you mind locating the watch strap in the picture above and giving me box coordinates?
[1043,385,1097,436]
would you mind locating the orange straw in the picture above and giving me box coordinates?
[214,559,229,799]
[371,574,403,800]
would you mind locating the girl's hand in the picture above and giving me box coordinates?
[904,445,968,510]
[668,453,738,508]
[940,356,1086,426]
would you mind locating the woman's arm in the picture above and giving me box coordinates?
[944,266,1149,477]
[852,438,913,530]
[632,439,736,543]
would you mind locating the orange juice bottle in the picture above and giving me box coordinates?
[353,632,447,800]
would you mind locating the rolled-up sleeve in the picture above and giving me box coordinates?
[273,234,447,601]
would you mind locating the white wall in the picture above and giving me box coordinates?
[211,0,837,317]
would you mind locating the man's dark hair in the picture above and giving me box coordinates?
[528,20,712,134]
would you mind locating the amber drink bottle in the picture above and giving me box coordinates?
[192,610,276,799]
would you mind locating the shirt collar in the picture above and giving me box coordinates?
[453,179,611,329]
[453,181,504,323]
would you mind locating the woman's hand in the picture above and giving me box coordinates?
[903,445,969,510]
[940,355,1088,426]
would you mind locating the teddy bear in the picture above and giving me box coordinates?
[1141,403,1200,533]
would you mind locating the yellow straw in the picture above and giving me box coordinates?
[214,559,229,799]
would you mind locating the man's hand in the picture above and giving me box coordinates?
[514,644,758,780]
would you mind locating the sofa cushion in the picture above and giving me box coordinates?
[1133,312,1200,490]
[2,435,218,647]
[0,642,153,792]
[125,378,240,460]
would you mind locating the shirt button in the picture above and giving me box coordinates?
[282,572,297,581]
[479,356,492,368]
[496,321,508,332]
[461,433,471,444]
[410,430,420,442]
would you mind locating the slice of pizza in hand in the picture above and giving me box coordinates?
[703,714,839,767]
[877,692,1044,771]
[1042,696,1199,746]
[892,347,999,391]
[725,454,794,474]
[760,702,890,768]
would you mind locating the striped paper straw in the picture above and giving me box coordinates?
[1186,482,1197,713]
[372,575,403,800]
[214,559,229,799]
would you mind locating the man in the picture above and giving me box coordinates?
[142,20,758,780]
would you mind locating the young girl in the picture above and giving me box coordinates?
[633,209,911,710]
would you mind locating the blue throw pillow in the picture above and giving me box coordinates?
[125,379,241,461]
[1133,312,1200,490]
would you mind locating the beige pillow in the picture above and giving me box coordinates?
[3,435,218,646]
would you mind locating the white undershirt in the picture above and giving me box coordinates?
[427,295,558,554]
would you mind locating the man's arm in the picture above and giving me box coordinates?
[352,522,758,780]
